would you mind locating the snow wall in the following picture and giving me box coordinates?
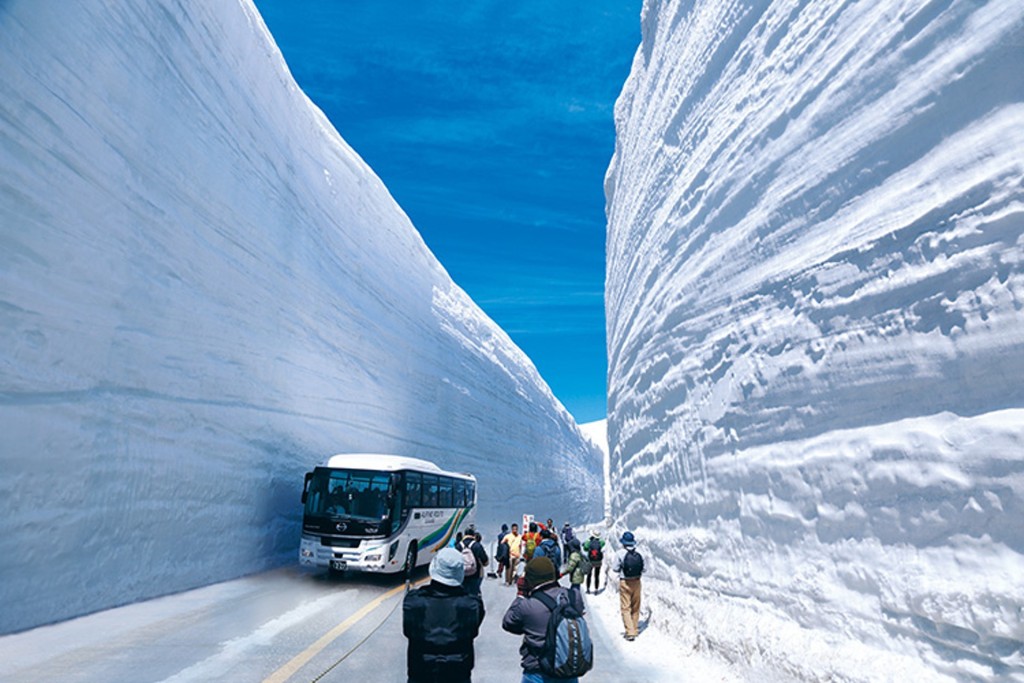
[606,0,1023,680]
[0,1,602,635]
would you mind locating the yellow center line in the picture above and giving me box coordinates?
[263,576,430,683]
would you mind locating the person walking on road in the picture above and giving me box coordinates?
[502,556,588,683]
[403,547,485,683]
[502,523,523,586]
[522,522,541,562]
[562,537,587,609]
[545,518,560,557]
[492,524,510,579]
[459,527,489,596]
[612,531,645,641]
[533,528,562,571]
[582,531,605,594]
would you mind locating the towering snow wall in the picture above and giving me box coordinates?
[0,1,601,634]
[606,0,1023,679]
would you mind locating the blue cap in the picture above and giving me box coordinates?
[620,531,636,547]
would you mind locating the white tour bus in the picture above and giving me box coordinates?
[299,453,477,576]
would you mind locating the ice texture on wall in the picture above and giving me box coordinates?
[605,0,1024,678]
[0,1,600,634]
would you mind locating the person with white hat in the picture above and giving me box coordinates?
[403,547,485,682]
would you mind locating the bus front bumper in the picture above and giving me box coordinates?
[299,536,395,572]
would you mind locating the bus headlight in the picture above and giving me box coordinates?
[300,547,314,558]
[364,553,383,563]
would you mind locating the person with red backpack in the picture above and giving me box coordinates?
[522,522,542,562]
[581,531,605,594]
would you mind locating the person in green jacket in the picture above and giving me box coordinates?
[562,537,589,608]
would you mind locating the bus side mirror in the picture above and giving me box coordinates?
[301,472,312,504]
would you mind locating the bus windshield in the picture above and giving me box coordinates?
[304,468,392,522]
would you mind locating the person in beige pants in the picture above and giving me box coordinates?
[501,523,522,586]
[612,530,645,641]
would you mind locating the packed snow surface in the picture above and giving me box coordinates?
[605,0,1024,680]
[0,1,600,634]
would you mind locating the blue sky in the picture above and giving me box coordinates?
[254,1,640,423]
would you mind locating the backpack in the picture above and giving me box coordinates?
[524,534,538,559]
[461,542,478,576]
[533,590,594,678]
[534,540,561,569]
[577,551,592,575]
[622,548,644,578]
[496,540,510,564]
[587,541,603,563]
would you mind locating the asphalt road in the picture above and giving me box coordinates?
[0,564,668,682]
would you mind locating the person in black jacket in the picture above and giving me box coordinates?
[403,547,486,683]
[460,529,489,596]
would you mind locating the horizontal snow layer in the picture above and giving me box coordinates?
[0,1,600,634]
[605,0,1024,679]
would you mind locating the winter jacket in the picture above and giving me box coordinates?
[403,580,485,683]
[582,537,606,564]
[564,548,586,585]
[501,582,582,674]
[533,538,561,569]
[495,539,510,564]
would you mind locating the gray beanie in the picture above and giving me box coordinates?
[430,547,465,587]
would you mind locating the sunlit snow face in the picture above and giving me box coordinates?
[252,0,641,423]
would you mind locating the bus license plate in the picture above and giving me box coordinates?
[330,560,347,571]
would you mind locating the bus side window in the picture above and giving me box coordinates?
[454,480,466,508]
[405,472,422,508]
[422,474,439,507]
[390,474,405,528]
[468,482,476,506]
[438,477,453,508]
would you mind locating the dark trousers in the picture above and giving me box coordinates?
[463,574,483,595]
[586,563,602,591]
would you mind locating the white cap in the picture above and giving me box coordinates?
[430,547,465,587]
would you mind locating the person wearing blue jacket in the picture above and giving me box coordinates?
[533,528,562,570]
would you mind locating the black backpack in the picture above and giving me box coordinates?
[533,590,594,678]
[621,548,644,578]
[587,541,603,562]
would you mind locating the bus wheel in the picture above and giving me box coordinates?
[404,545,418,580]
